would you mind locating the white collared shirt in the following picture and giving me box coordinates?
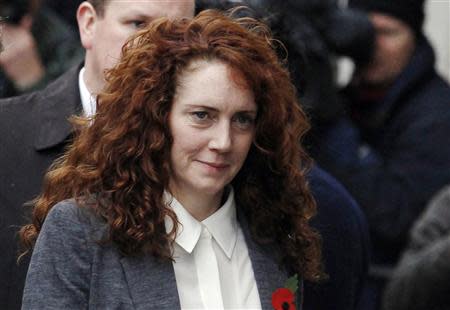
[78,67,96,118]
[165,188,262,309]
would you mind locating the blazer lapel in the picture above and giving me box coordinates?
[238,214,288,310]
[119,213,302,310]
[120,255,181,310]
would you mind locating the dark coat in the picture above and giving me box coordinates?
[0,65,368,309]
[315,36,450,266]
[382,185,450,310]
[305,166,369,310]
[0,65,81,309]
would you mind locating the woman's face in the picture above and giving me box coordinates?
[168,59,257,200]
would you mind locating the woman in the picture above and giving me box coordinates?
[20,9,323,309]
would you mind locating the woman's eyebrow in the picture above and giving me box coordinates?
[184,104,257,114]
[184,104,219,111]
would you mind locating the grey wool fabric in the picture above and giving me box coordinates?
[22,200,297,310]
[382,185,450,310]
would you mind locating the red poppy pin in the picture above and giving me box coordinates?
[271,274,298,310]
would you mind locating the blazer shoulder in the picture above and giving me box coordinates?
[46,199,107,237]
[24,199,97,309]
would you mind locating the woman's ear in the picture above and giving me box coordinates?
[77,1,98,50]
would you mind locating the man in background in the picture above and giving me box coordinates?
[0,1,195,308]
[0,0,82,97]
[315,0,450,308]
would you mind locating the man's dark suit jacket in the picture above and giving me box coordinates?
[0,65,368,309]
[0,65,81,309]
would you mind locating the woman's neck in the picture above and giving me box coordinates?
[170,188,224,222]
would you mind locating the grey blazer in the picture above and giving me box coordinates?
[22,200,302,310]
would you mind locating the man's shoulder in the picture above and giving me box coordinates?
[304,165,369,310]
[402,40,450,110]
[307,164,369,248]
[308,164,364,222]
[0,65,81,149]
[0,91,40,115]
[412,70,450,102]
[396,71,450,132]
[0,64,81,116]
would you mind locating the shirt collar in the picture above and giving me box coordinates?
[202,188,238,259]
[164,193,202,254]
[164,187,238,259]
[78,67,97,117]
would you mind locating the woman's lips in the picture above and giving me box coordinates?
[197,160,229,169]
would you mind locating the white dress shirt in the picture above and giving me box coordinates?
[78,67,96,118]
[165,188,262,309]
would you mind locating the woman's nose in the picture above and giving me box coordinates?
[208,122,232,152]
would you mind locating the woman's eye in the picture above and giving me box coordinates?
[234,114,255,129]
[130,20,146,29]
[191,111,209,121]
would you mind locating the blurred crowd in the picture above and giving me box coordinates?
[0,0,83,97]
[1,0,450,310]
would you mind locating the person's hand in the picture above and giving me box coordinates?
[0,16,45,90]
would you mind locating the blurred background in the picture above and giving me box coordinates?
[338,0,449,83]
[423,0,449,81]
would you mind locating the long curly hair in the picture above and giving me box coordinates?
[20,9,323,281]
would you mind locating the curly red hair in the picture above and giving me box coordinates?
[20,9,323,281]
